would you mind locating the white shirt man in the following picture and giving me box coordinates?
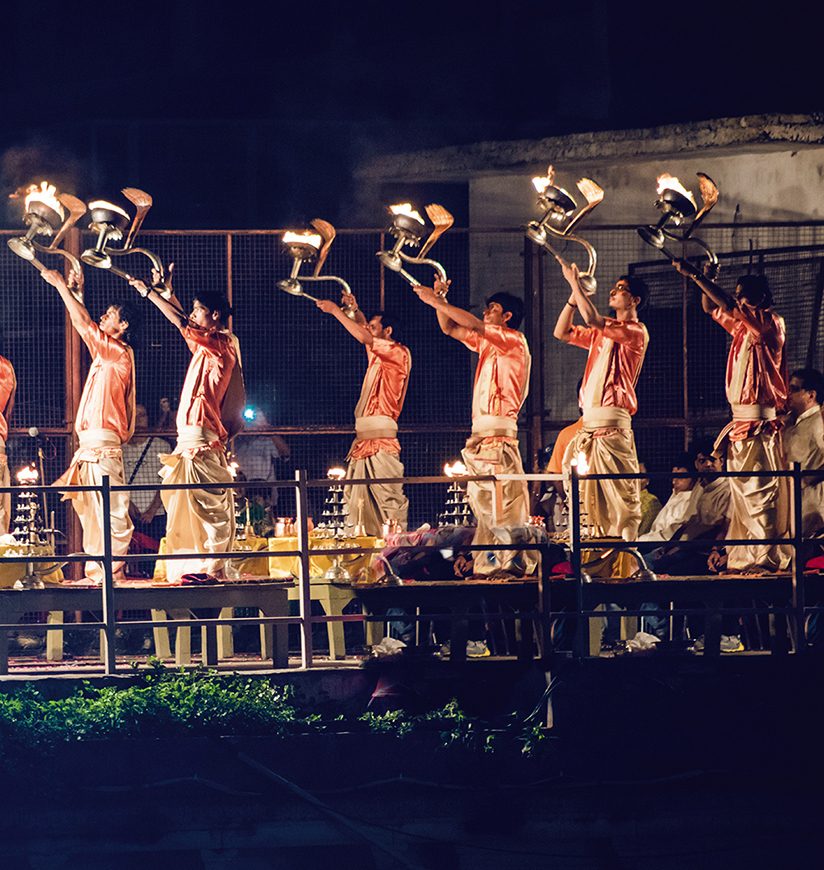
[783,368,824,536]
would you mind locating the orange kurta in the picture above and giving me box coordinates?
[547,418,583,474]
[568,318,648,414]
[75,321,135,442]
[349,338,411,460]
[176,326,239,443]
[713,305,787,440]
[0,355,16,443]
[462,323,531,428]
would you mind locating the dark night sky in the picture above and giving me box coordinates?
[0,0,819,227]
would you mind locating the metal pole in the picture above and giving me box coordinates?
[792,461,806,653]
[295,468,314,668]
[570,462,586,660]
[100,474,117,674]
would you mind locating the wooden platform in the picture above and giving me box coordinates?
[0,580,291,674]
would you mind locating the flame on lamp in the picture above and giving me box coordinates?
[24,181,65,220]
[228,460,239,479]
[444,460,468,478]
[656,174,697,210]
[327,466,346,481]
[88,199,131,220]
[389,203,424,225]
[16,464,39,485]
[282,230,322,249]
[572,452,589,475]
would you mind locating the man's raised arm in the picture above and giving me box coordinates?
[563,261,606,330]
[413,278,484,342]
[129,263,188,329]
[673,259,734,314]
[316,298,373,345]
[40,269,93,333]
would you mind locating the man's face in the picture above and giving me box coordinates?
[671,466,692,494]
[608,279,637,312]
[134,405,149,431]
[190,299,217,329]
[367,316,391,340]
[99,305,128,339]
[638,461,649,490]
[734,283,765,309]
[695,452,721,476]
[788,376,817,414]
[483,300,509,326]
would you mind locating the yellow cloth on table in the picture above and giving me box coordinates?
[0,543,64,588]
[152,534,270,582]
[267,535,379,581]
[581,546,636,579]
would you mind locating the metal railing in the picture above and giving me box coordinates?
[0,459,821,674]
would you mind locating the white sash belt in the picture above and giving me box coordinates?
[582,407,631,430]
[731,404,776,421]
[78,429,121,448]
[176,425,220,450]
[471,414,517,439]
[355,415,398,440]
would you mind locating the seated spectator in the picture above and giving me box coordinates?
[784,367,824,538]
[637,461,663,536]
[638,452,694,542]
[647,440,730,576]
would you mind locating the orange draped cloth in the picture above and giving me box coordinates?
[349,338,411,461]
[460,324,533,574]
[176,326,240,444]
[75,321,135,442]
[565,317,648,543]
[56,323,135,582]
[0,355,16,444]
[568,318,648,415]
[712,303,790,571]
[0,354,15,535]
[712,305,787,441]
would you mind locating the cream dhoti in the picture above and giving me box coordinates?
[563,407,641,540]
[345,415,408,536]
[160,426,235,583]
[715,405,791,572]
[55,429,133,582]
[0,439,9,536]
[462,415,535,575]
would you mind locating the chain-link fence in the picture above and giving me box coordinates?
[3,223,824,530]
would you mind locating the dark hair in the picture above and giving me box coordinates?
[690,438,717,462]
[672,451,693,470]
[370,311,400,341]
[486,292,524,330]
[112,300,141,344]
[791,367,824,403]
[194,291,233,323]
[618,274,649,311]
[735,274,773,309]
